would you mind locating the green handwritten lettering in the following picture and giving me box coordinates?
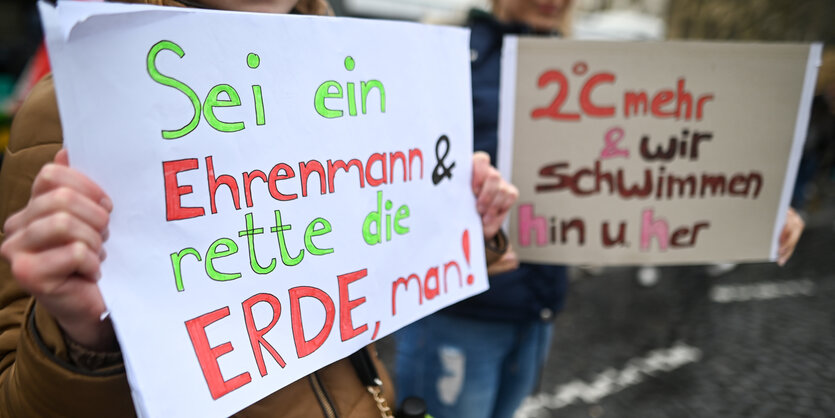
[147,40,201,139]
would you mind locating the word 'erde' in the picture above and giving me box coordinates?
[185,269,371,400]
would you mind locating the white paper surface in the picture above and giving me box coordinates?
[40,2,484,417]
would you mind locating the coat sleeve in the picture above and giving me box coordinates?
[0,75,136,417]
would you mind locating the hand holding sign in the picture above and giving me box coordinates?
[0,149,115,351]
[778,207,804,266]
[472,151,518,239]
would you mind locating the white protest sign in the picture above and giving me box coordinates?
[498,38,820,265]
[40,2,485,417]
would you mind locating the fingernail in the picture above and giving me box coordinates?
[100,196,113,212]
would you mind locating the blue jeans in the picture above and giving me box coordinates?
[394,314,553,418]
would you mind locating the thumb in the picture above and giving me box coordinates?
[54,148,70,166]
[472,151,491,194]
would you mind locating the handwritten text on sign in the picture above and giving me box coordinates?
[499,39,818,265]
[42,3,483,417]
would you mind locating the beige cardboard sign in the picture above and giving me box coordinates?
[498,39,821,265]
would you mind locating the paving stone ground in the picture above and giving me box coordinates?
[518,223,835,418]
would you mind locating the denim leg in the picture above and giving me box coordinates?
[394,316,433,406]
[394,314,517,418]
[491,321,554,418]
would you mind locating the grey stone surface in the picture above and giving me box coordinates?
[512,223,835,418]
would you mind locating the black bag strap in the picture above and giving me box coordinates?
[349,346,382,387]
[349,347,427,418]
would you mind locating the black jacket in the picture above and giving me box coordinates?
[442,10,568,322]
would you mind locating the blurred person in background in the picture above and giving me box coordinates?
[394,1,574,417]
[393,1,808,417]
[794,49,835,213]
[0,0,519,417]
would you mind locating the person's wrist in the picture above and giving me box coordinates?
[57,316,118,352]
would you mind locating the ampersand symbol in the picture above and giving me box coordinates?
[599,127,630,160]
[432,135,456,185]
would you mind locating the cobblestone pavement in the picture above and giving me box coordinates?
[516,222,835,418]
[379,216,835,418]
